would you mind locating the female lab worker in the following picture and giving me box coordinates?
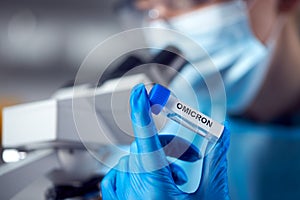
[101,0,300,199]
[137,0,300,122]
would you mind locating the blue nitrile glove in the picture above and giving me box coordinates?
[101,84,230,200]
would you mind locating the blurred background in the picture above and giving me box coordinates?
[0,1,128,199]
[0,0,300,200]
[0,0,124,103]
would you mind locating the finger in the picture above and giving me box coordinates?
[195,125,230,198]
[158,134,201,162]
[114,156,130,198]
[130,141,138,153]
[169,162,188,186]
[129,141,147,173]
[101,169,118,200]
[130,83,162,152]
[130,84,168,171]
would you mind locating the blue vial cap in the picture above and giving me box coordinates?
[149,84,171,115]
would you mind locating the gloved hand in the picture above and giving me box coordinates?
[101,84,230,200]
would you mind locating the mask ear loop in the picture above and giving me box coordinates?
[260,14,288,86]
[265,14,287,48]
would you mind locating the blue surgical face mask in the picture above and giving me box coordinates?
[143,0,277,115]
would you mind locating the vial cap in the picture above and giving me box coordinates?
[149,84,171,115]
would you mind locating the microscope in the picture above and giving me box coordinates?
[0,46,187,200]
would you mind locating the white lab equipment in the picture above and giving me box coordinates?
[0,74,150,200]
[0,47,186,199]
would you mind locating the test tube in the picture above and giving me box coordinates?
[149,84,224,150]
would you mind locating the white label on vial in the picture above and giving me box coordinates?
[169,98,224,138]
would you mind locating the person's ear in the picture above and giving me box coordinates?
[278,0,300,13]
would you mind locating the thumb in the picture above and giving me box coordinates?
[130,84,168,172]
[158,134,201,162]
[169,163,188,186]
